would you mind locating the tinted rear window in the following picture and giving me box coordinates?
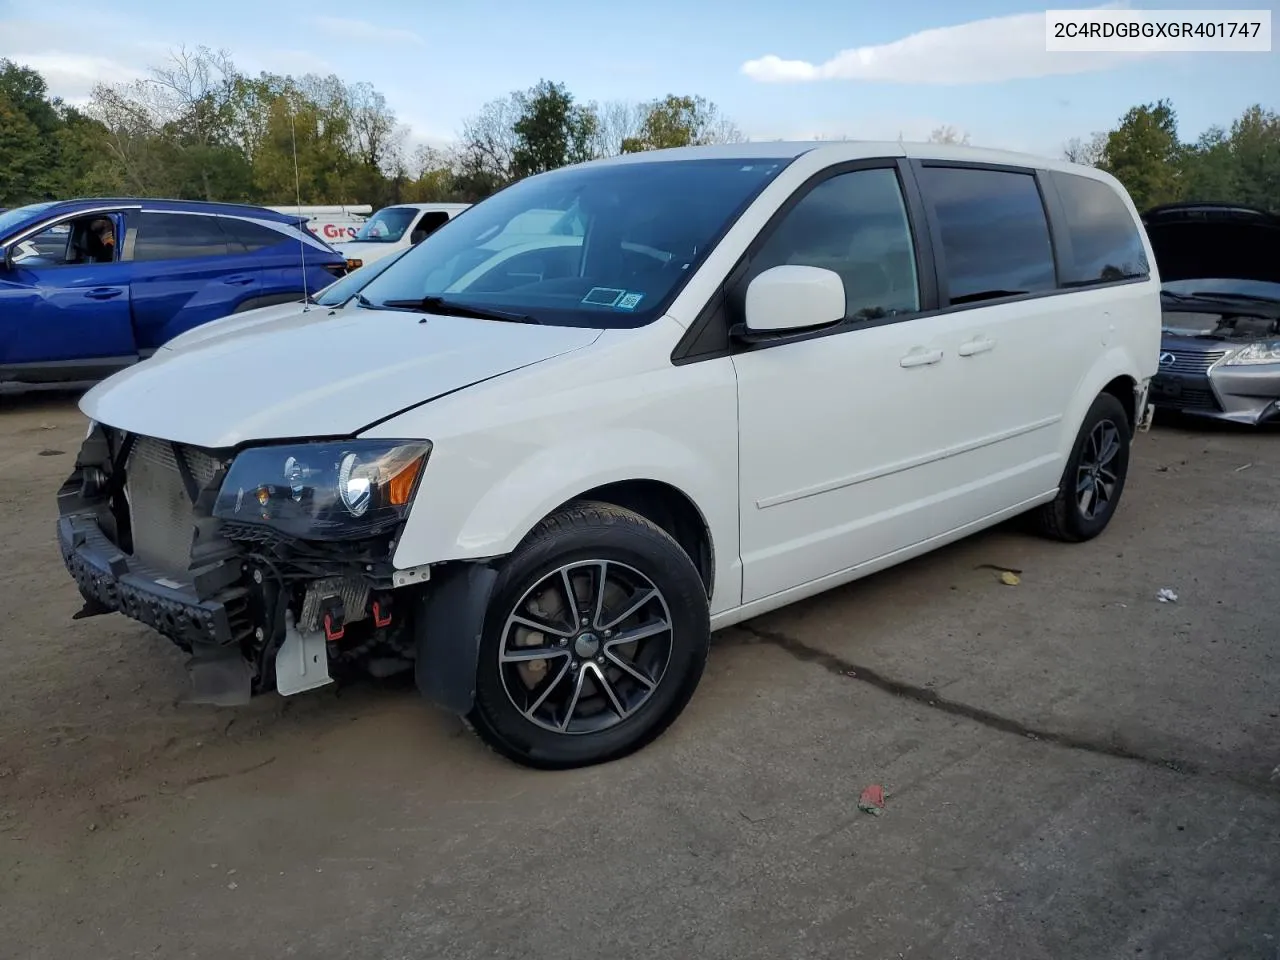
[918,166,1057,305]
[220,216,287,252]
[133,212,230,261]
[1050,172,1149,286]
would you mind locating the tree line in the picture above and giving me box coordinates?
[0,47,742,210]
[1,46,1275,215]
[1063,99,1278,212]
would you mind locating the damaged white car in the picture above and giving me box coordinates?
[55,142,1159,769]
[1145,202,1280,424]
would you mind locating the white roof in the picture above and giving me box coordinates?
[379,202,472,213]
[579,140,1096,177]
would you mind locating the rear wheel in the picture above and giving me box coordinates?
[468,502,710,769]
[1031,392,1131,542]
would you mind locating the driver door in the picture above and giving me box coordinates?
[733,163,958,603]
[0,210,137,381]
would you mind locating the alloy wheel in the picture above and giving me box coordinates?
[498,560,674,735]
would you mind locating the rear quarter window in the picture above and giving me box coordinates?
[1049,172,1150,286]
[219,216,288,253]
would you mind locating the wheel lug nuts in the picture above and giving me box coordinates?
[596,656,605,664]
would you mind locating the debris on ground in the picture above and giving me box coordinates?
[1235,463,1253,473]
[858,784,887,816]
[1157,588,1179,603]
[974,563,1022,585]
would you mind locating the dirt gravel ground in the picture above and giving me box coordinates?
[1,392,1277,960]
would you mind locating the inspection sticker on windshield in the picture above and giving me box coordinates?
[616,292,644,310]
[582,287,626,307]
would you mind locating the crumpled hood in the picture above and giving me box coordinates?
[80,304,602,448]
[1144,203,1280,285]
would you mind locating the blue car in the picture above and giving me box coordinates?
[0,198,348,386]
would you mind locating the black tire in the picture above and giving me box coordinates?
[467,501,710,769]
[1031,392,1131,542]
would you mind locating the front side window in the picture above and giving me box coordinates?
[920,166,1056,305]
[1050,172,1149,286]
[358,158,790,328]
[132,212,230,262]
[409,211,451,244]
[10,213,121,267]
[353,207,418,243]
[747,167,921,320]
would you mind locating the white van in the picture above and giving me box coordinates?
[266,204,371,245]
[336,202,471,267]
[57,142,1159,769]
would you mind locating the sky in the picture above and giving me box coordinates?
[1,0,1274,158]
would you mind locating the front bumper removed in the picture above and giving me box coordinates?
[58,512,262,704]
[58,513,245,649]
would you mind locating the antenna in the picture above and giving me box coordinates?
[289,104,310,312]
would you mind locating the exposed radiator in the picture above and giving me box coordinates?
[124,437,222,579]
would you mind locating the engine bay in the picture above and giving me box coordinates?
[1161,309,1280,342]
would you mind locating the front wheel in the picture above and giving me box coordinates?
[1031,391,1131,542]
[468,502,710,769]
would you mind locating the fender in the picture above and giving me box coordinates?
[392,427,740,610]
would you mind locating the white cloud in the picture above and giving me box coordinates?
[5,52,146,103]
[741,6,1157,85]
[311,16,423,46]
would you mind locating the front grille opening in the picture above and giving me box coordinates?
[123,437,224,580]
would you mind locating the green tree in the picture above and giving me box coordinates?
[510,79,597,178]
[621,94,743,153]
[1099,99,1185,209]
[0,59,109,204]
[0,94,45,205]
[1181,126,1239,202]
[1227,105,1280,210]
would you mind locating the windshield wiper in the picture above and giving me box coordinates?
[381,296,541,324]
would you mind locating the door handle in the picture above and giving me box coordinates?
[900,347,943,368]
[84,287,123,300]
[223,275,254,286]
[958,336,996,357]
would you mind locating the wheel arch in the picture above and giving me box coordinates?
[1060,352,1146,459]
[551,479,715,598]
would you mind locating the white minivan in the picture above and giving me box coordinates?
[57,141,1159,769]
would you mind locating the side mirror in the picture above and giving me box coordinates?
[743,265,846,334]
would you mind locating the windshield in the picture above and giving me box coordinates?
[311,248,410,305]
[1163,278,1280,302]
[358,158,790,328]
[0,202,55,240]
[352,207,419,243]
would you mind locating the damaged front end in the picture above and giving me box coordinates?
[56,423,438,706]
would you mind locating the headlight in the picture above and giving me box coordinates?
[1225,341,1280,365]
[212,440,431,539]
